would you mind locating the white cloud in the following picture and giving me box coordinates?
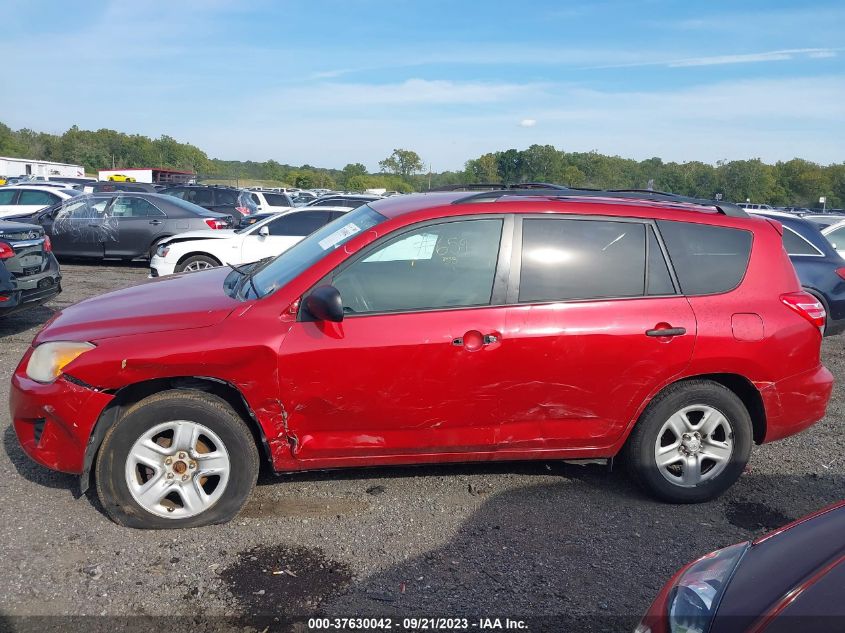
[519,119,537,128]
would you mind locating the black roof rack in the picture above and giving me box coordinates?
[451,187,748,218]
[430,182,570,192]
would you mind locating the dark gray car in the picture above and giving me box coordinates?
[5,193,233,261]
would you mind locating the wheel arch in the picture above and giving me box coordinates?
[80,376,272,493]
[625,372,767,450]
[176,251,222,267]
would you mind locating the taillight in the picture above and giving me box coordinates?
[781,291,826,332]
[836,267,845,281]
[43,236,52,253]
[0,242,14,259]
[204,219,227,229]
[235,206,252,216]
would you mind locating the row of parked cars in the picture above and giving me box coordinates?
[5,183,842,631]
[0,178,385,317]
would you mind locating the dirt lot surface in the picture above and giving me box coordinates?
[1,262,843,632]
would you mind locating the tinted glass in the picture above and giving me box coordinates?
[825,227,845,249]
[185,189,213,205]
[0,190,16,204]
[163,188,187,199]
[266,211,332,236]
[647,227,675,295]
[782,227,820,256]
[264,193,292,206]
[216,189,238,205]
[519,219,646,302]
[657,220,752,295]
[109,196,164,218]
[17,190,56,206]
[333,219,503,314]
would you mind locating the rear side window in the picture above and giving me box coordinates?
[216,189,238,205]
[519,218,646,302]
[18,190,57,206]
[264,193,292,206]
[782,226,821,256]
[266,211,332,236]
[657,221,752,295]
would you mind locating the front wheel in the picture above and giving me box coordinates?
[623,380,752,503]
[95,390,258,528]
[176,254,220,273]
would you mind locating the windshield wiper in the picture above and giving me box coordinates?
[227,262,260,300]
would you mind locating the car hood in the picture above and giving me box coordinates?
[35,267,241,343]
[164,229,238,244]
[714,501,845,630]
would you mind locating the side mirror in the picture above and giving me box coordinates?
[305,285,344,322]
[259,225,270,237]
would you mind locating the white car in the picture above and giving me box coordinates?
[0,185,80,218]
[822,220,845,259]
[248,190,296,214]
[150,206,350,276]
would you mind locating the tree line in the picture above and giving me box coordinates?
[1,122,842,207]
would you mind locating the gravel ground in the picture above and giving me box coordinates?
[0,262,843,632]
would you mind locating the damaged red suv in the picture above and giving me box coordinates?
[10,189,834,528]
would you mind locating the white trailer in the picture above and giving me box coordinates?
[0,156,85,178]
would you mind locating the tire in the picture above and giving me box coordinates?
[623,380,752,503]
[176,254,220,273]
[95,390,258,529]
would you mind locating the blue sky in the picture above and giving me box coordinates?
[1,0,843,171]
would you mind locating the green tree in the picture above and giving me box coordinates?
[379,149,423,179]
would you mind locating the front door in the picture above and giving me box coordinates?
[50,196,109,258]
[497,216,697,449]
[277,216,510,461]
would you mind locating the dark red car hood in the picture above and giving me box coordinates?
[714,501,845,632]
[35,268,241,343]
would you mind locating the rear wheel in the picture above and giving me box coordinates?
[176,254,220,273]
[623,380,752,503]
[95,390,258,529]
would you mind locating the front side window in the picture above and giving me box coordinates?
[333,218,503,314]
[109,196,165,218]
[519,218,647,302]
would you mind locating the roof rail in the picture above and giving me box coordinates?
[430,182,569,192]
[452,187,748,218]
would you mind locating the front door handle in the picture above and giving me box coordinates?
[646,326,686,337]
[452,330,500,351]
[149,219,162,225]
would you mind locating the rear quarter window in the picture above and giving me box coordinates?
[782,226,822,256]
[657,220,752,295]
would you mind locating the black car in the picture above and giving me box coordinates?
[637,500,845,633]
[159,184,258,225]
[754,210,845,335]
[0,220,61,317]
[6,193,232,261]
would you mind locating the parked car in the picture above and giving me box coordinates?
[248,190,296,214]
[752,211,845,335]
[635,499,845,633]
[10,189,833,528]
[306,193,382,208]
[0,220,61,316]
[107,174,136,182]
[804,213,845,229]
[291,191,318,205]
[83,182,159,194]
[0,185,80,218]
[159,185,258,225]
[6,193,232,261]
[736,203,775,211]
[822,219,845,258]
[150,207,349,275]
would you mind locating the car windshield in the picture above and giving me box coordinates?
[235,204,386,300]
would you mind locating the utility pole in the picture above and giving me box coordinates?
[428,164,432,190]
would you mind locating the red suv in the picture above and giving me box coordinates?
[10,189,834,528]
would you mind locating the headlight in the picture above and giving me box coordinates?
[635,542,748,633]
[155,244,170,258]
[26,341,95,383]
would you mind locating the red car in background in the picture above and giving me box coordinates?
[10,188,834,528]
[636,500,845,633]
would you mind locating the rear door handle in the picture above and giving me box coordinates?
[646,326,686,337]
[452,330,500,351]
[149,219,162,225]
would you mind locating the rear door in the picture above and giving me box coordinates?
[498,216,696,449]
[15,189,60,215]
[0,188,19,217]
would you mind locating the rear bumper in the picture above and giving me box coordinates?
[760,364,834,443]
[0,256,61,317]
[10,362,113,474]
